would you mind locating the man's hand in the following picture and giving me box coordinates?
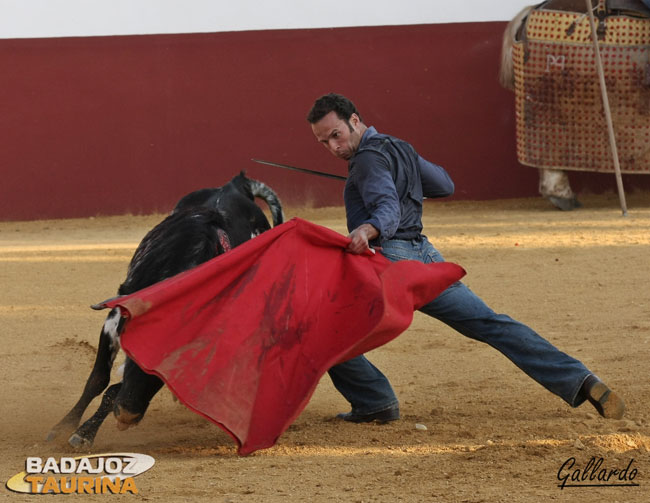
[347,223,379,254]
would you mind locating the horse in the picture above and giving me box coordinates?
[499,0,650,210]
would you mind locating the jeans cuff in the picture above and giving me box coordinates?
[571,372,596,407]
[353,400,399,415]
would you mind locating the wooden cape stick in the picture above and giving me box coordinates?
[585,0,628,216]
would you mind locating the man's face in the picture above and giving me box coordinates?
[311,111,364,161]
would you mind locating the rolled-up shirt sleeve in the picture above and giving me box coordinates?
[418,156,454,198]
[353,151,401,240]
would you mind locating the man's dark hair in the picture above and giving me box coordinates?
[306,93,363,126]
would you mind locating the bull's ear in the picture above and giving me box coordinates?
[232,170,246,181]
[232,170,248,187]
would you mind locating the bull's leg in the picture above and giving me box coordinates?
[46,308,125,442]
[113,358,164,431]
[68,382,122,448]
[539,168,582,210]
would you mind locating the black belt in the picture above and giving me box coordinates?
[391,233,423,242]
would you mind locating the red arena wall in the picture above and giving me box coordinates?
[1,23,648,221]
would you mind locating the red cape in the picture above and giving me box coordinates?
[97,218,465,454]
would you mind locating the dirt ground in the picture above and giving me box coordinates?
[1,193,649,502]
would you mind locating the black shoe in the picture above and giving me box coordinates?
[583,377,625,420]
[336,407,400,424]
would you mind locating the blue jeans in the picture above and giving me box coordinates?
[328,237,592,414]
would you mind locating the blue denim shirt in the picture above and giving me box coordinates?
[344,126,454,243]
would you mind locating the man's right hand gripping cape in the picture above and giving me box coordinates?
[95,218,465,455]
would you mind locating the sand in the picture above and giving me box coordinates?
[1,193,649,502]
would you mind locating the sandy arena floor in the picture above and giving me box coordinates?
[1,194,649,502]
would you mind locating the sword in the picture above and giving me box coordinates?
[251,158,347,181]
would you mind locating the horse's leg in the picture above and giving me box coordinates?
[47,308,125,441]
[68,382,122,448]
[539,168,582,210]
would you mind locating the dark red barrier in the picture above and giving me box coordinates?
[1,24,647,220]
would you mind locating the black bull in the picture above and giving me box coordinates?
[47,172,284,448]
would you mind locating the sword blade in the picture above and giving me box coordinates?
[251,158,347,181]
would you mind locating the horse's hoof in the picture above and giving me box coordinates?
[548,196,582,211]
[68,433,92,449]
